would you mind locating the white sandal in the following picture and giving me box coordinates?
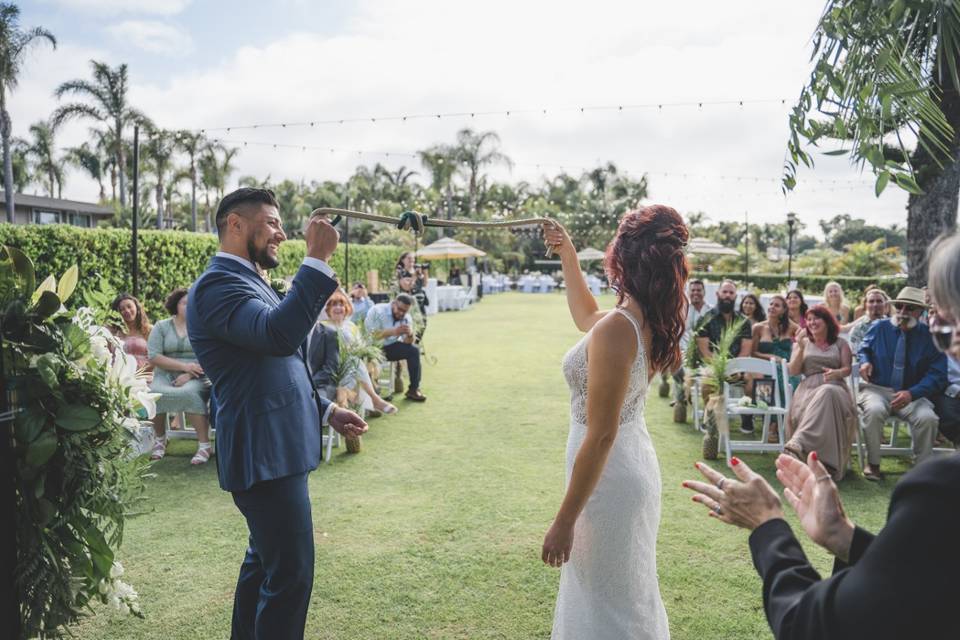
[381,403,399,415]
[191,447,212,465]
[150,438,167,461]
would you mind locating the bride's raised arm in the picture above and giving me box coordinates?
[542,221,608,332]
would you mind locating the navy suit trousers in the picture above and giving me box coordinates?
[231,473,313,640]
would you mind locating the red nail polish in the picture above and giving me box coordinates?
[694,462,699,469]
[811,451,818,461]
[731,457,740,466]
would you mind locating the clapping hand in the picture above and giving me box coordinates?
[329,406,367,438]
[682,458,785,530]
[775,452,854,562]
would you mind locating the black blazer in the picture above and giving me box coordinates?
[749,454,960,639]
[306,323,339,394]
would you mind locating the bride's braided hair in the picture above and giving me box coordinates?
[604,205,690,373]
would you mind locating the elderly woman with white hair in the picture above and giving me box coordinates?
[680,233,960,639]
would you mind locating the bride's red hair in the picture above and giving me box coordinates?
[604,205,690,373]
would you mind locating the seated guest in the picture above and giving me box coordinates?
[847,288,889,353]
[823,281,852,324]
[365,293,427,402]
[852,283,879,320]
[752,295,799,364]
[697,279,754,432]
[786,289,808,330]
[739,293,765,327]
[673,279,712,417]
[930,301,960,445]
[323,289,398,415]
[857,286,947,480]
[111,292,153,371]
[349,282,374,324]
[396,270,428,342]
[784,305,857,479]
[306,320,339,402]
[681,232,960,640]
[146,288,212,464]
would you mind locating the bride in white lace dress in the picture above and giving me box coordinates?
[541,206,690,639]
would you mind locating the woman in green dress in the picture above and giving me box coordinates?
[147,288,212,465]
[750,295,800,421]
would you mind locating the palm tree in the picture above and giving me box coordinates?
[174,130,206,231]
[10,137,28,192]
[198,142,239,231]
[22,120,62,198]
[142,127,177,229]
[66,140,106,201]
[419,144,458,232]
[0,4,55,221]
[785,2,960,284]
[52,60,151,209]
[454,128,513,217]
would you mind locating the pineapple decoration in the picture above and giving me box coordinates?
[699,318,746,460]
[657,373,671,398]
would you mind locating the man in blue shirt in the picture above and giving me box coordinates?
[349,282,374,324]
[365,293,426,401]
[858,287,947,480]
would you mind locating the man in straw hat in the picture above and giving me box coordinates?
[857,286,947,480]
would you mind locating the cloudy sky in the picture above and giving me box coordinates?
[16,0,907,234]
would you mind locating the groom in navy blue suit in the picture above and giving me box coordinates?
[187,188,367,640]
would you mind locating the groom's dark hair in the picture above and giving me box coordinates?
[216,188,280,238]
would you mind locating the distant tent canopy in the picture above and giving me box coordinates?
[415,237,486,260]
[686,237,739,257]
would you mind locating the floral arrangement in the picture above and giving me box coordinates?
[2,246,157,638]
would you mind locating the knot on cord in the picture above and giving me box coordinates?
[397,211,428,233]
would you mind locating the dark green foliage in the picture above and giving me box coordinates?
[697,272,906,299]
[0,224,402,317]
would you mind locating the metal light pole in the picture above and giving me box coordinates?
[786,212,797,283]
[132,125,140,298]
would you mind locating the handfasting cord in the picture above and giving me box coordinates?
[309,207,560,257]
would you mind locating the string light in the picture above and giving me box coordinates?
[207,137,872,187]
[193,97,789,133]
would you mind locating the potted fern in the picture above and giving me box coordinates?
[698,317,746,460]
[328,326,385,454]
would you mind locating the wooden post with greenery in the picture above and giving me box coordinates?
[1,319,19,640]
[698,318,746,460]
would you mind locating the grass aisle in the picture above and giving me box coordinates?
[72,292,899,639]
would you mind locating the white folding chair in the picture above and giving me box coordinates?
[164,410,217,452]
[718,357,791,460]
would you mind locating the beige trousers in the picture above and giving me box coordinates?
[857,383,938,466]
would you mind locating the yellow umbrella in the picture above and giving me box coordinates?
[416,237,487,260]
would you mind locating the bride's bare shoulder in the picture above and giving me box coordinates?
[589,311,639,357]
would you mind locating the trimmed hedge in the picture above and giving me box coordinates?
[694,272,908,300]
[0,224,401,318]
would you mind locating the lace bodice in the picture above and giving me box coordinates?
[561,307,649,426]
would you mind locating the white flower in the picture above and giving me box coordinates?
[738,396,753,407]
[98,579,109,595]
[119,602,129,615]
[110,562,124,579]
[108,594,121,610]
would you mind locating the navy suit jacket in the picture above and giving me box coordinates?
[187,255,337,492]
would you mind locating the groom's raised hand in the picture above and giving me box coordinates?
[305,209,340,262]
[329,406,368,438]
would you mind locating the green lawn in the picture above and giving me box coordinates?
[71,292,904,639]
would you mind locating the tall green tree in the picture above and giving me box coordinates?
[785,1,960,284]
[143,127,177,229]
[22,120,62,198]
[65,140,105,201]
[419,144,458,230]
[0,3,55,221]
[455,128,513,217]
[175,130,206,231]
[52,60,150,209]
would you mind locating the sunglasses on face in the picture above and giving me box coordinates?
[893,303,920,312]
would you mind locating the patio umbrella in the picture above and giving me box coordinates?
[415,237,487,260]
[686,237,740,257]
[576,247,606,262]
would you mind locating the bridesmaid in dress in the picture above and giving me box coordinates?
[784,305,857,480]
[751,295,800,405]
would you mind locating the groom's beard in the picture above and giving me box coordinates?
[247,238,279,270]
[717,299,735,314]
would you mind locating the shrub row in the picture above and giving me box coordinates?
[693,272,908,300]
[0,224,401,318]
